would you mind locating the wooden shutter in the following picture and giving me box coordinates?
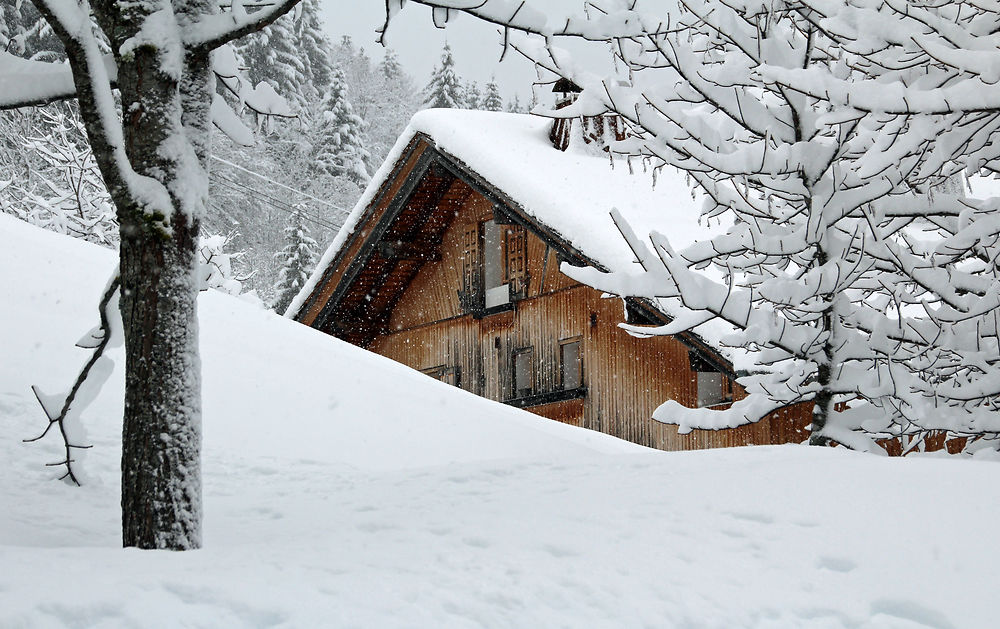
[457,223,481,311]
[504,225,528,300]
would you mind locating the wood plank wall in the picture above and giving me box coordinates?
[369,187,812,451]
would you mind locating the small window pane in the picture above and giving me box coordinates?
[561,340,582,390]
[483,221,505,289]
[697,371,725,407]
[422,365,460,388]
[514,348,533,397]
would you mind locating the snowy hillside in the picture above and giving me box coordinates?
[2,214,999,628]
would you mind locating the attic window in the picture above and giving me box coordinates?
[458,217,529,314]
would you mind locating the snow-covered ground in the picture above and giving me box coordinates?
[2,214,998,628]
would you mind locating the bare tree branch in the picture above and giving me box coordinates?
[25,276,120,486]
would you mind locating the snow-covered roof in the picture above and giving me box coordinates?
[292,109,739,364]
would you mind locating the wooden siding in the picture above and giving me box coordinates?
[369,187,812,451]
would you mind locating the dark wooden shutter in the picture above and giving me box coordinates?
[457,223,481,312]
[505,225,528,300]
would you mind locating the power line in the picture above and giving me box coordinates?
[209,154,348,213]
[210,168,345,231]
[209,173,343,233]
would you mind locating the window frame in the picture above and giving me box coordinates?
[559,336,584,391]
[458,218,528,317]
[511,346,534,399]
[695,371,733,408]
[420,365,461,388]
[482,219,510,308]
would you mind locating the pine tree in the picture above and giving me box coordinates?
[506,94,525,113]
[367,48,422,168]
[312,66,370,185]
[0,0,64,59]
[235,0,333,110]
[296,0,335,94]
[379,48,404,79]
[237,13,308,110]
[482,79,503,111]
[464,81,481,110]
[273,205,318,315]
[423,43,463,108]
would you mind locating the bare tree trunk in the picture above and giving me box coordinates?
[112,16,208,551]
[809,242,835,447]
[810,310,835,446]
[119,211,202,549]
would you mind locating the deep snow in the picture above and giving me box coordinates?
[2,214,998,628]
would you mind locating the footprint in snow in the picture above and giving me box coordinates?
[462,537,490,549]
[726,511,775,525]
[816,556,857,573]
[541,544,579,558]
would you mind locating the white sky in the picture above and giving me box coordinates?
[317,1,590,104]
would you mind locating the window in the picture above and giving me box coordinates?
[690,350,733,408]
[512,347,534,398]
[483,219,508,308]
[560,338,583,390]
[421,365,461,387]
[696,372,726,407]
[458,218,528,314]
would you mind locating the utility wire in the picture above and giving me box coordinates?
[212,170,298,213]
[209,154,348,213]
[209,173,343,233]
[210,169,344,231]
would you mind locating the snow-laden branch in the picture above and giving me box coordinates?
[0,50,117,109]
[184,0,302,50]
[385,0,674,43]
[29,0,176,227]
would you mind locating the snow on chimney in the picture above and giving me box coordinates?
[548,78,625,152]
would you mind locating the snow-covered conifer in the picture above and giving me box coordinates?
[295,0,335,93]
[313,67,370,185]
[464,81,481,110]
[237,14,308,110]
[506,94,524,114]
[481,79,503,112]
[379,48,404,79]
[422,44,463,108]
[273,205,318,315]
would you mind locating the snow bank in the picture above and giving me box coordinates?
[2,215,999,628]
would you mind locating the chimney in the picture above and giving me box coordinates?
[548,78,626,152]
[548,78,581,151]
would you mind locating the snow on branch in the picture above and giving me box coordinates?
[455,0,1000,447]
[0,50,118,110]
[183,0,303,51]
[385,0,674,44]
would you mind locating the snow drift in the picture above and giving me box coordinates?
[1,214,999,628]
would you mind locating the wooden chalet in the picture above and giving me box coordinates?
[292,109,811,451]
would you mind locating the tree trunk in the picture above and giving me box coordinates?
[112,23,209,550]
[119,212,202,549]
[809,240,835,447]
